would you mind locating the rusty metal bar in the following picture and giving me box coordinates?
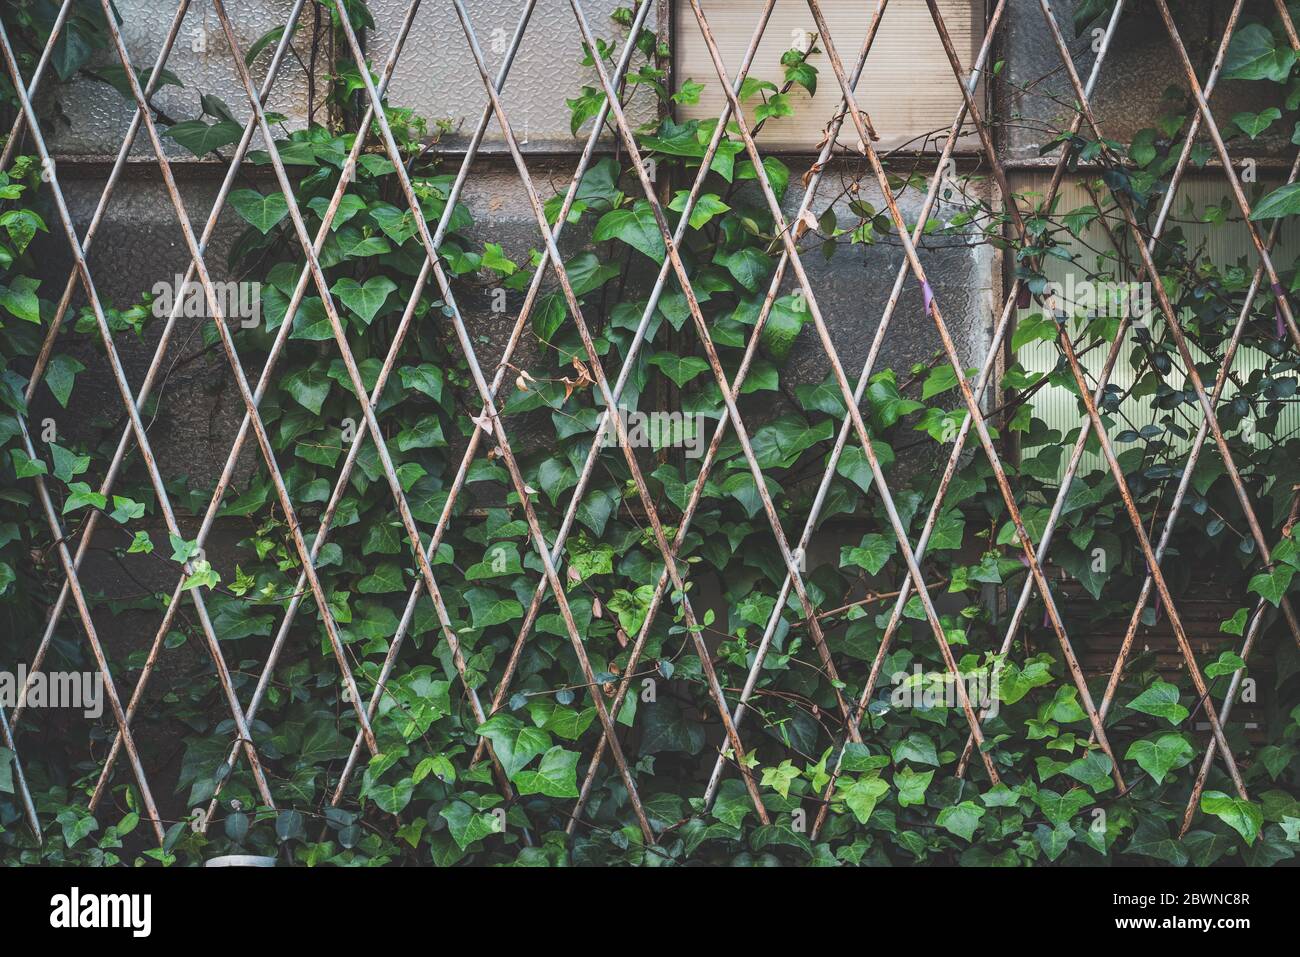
[954,0,1300,782]
[700,0,1013,811]
[1031,0,1300,797]
[7,0,196,716]
[491,0,846,812]
[0,13,171,843]
[0,690,38,841]
[334,0,659,806]
[324,0,668,838]
[81,0,283,810]
[814,0,1132,837]
[201,0,534,824]
[80,0,337,811]
[918,0,1248,799]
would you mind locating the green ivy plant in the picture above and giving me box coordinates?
[1,0,1298,866]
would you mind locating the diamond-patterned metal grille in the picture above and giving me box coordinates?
[2,0,1296,851]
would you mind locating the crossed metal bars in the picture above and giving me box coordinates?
[0,0,1295,852]
[814,0,1300,837]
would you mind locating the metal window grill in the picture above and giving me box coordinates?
[1,0,1297,852]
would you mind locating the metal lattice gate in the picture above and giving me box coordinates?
[2,0,1297,853]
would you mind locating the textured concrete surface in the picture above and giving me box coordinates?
[30,171,264,492]
[37,0,319,162]
[367,0,659,154]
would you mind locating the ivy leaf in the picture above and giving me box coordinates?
[62,482,106,514]
[840,533,894,575]
[1042,685,1087,723]
[44,354,84,408]
[476,714,551,779]
[1062,751,1114,793]
[466,543,523,580]
[527,701,596,740]
[1200,791,1263,846]
[936,801,985,841]
[922,364,961,399]
[1221,606,1250,636]
[109,496,145,523]
[56,808,98,849]
[1250,182,1300,220]
[281,367,331,415]
[182,559,221,591]
[1035,822,1074,862]
[331,275,396,327]
[713,246,773,293]
[1204,651,1246,678]
[1124,816,1187,865]
[1126,680,1188,725]
[9,448,47,479]
[1248,564,1295,606]
[648,353,710,387]
[760,760,800,799]
[368,204,420,244]
[413,755,457,786]
[307,193,366,231]
[367,777,415,815]
[127,531,154,554]
[97,64,182,100]
[593,201,665,261]
[357,562,405,594]
[1125,733,1194,785]
[164,119,243,156]
[1223,23,1296,82]
[0,275,41,323]
[398,364,443,402]
[784,61,817,96]
[51,23,94,80]
[1232,107,1281,140]
[565,252,618,296]
[229,188,289,234]
[754,91,793,123]
[832,442,894,494]
[168,534,200,563]
[566,538,613,586]
[711,778,756,827]
[668,190,729,230]
[532,293,567,344]
[480,242,516,276]
[465,586,523,628]
[891,731,939,766]
[867,371,924,427]
[841,776,890,824]
[1034,788,1093,827]
[50,444,90,484]
[245,24,288,65]
[440,800,501,851]
[895,767,933,808]
[513,746,580,797]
